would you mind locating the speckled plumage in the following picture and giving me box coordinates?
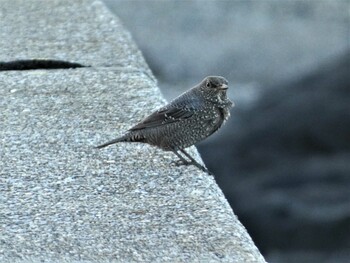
[97,76,233,173]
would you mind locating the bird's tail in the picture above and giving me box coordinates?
[95,132,146,149]
[95,135,128,149]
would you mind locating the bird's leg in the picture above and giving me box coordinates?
[171,150,190,166]
[179,149,211,175]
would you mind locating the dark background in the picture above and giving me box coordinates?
[104,1,350,262]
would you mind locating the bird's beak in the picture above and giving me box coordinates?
[218,84,228,90]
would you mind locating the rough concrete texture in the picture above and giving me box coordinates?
[0,0,149,72]
[0,0,265,262]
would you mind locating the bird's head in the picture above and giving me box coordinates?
[201,76,228,91]
[199,76,229,102]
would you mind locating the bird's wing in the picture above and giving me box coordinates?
[129,106,194,131]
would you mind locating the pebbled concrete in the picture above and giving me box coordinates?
[0,0,149,72]
[0,0,265,262]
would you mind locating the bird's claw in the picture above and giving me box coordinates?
[172,159,213,176]
[171,159,190,166]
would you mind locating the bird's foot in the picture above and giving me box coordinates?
[173,158,213,176]
[171,159,190,166]
[171,149,213,175]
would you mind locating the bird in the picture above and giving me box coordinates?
[96,76,233,174]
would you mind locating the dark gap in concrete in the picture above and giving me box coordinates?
[0,59,87,71]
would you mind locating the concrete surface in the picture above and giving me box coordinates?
[0,0,265,262]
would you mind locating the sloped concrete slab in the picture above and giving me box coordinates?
[0,0,265,262]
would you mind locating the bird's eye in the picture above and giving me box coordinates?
[206,81,211,88]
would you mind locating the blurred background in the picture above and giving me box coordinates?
[103,1,350,262]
